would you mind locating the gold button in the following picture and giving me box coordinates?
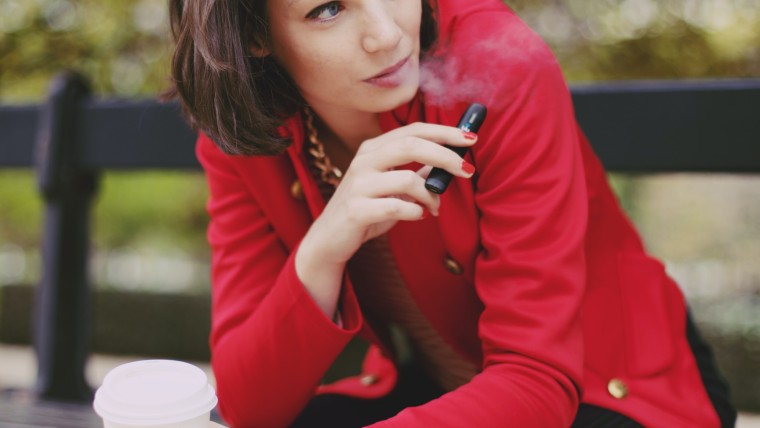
[443,256,463,275]
[360,374,378,386]
[290,180,304,200]
[608,378,628,399]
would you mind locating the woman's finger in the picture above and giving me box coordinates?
[416,164,434,178]
[356,169,440,215]
[344,196,428,224]
[375,122,478,148]
[355,135,476,178]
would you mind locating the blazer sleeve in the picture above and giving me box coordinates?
[196,134,363,427]
[370,6,587,428]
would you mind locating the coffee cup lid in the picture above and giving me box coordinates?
[93,360,218,426]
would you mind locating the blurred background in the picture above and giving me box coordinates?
[1,0,759,417]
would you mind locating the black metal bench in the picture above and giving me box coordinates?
[1,71,759,403]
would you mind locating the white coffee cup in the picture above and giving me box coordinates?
[93,360,218,428]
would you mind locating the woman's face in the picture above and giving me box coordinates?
[265,0,422,115]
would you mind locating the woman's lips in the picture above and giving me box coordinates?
[364,57,411,88]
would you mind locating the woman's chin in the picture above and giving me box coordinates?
[369,80,420,113]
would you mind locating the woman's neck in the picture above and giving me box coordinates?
[308,105,383,155]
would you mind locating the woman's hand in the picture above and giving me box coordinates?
[295,122,477,318]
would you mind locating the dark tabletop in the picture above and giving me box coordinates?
[0,389,102,428]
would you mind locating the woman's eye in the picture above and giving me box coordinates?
[307,2,343,21]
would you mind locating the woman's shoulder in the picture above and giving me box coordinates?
[420,0,567,128]
[196,115,302,164]
[437,0,546,51]
[436,0,510,26]
[424,0,563,108]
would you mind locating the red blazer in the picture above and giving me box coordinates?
[197,0,720,426]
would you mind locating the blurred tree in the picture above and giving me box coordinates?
[509,0,760,81]
[0,0,171,101]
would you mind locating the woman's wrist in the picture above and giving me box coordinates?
[295,233,346,320]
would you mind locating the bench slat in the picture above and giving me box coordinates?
[574,80,760,173]
[2,79,760,172]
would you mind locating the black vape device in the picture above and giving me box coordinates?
[425,103,487,194]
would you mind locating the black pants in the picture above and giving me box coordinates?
[291,390,641,427]
[686,312,737,428]
[292,312,736,427]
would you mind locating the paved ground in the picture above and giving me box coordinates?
[1,343,759,427]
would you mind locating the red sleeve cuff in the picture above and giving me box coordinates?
[280,248,363,335]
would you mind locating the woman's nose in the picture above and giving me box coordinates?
[361,4,403,53]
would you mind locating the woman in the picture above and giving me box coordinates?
[167,0,736,426]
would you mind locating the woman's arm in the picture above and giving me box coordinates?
[198,136,365,427]
[199,123,476,426]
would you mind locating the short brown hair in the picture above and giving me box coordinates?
[165,0,439,156]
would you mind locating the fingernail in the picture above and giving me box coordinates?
[461,160,476,175]
[421,209,430,219]
[463,131,478,141]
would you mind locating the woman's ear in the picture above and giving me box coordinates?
[249,34,271,58]
[250,42,270,57]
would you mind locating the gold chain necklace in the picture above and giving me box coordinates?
[303,107,343,188]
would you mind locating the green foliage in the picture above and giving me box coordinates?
[92,172,209,253]
[0,170,208,250]
[0,171,42,247]
[0,0,171,102]
[505,0,760,81]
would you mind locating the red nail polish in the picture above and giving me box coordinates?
[461,160,476,175]
[421,209,430,219]
[463,131,478,141]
